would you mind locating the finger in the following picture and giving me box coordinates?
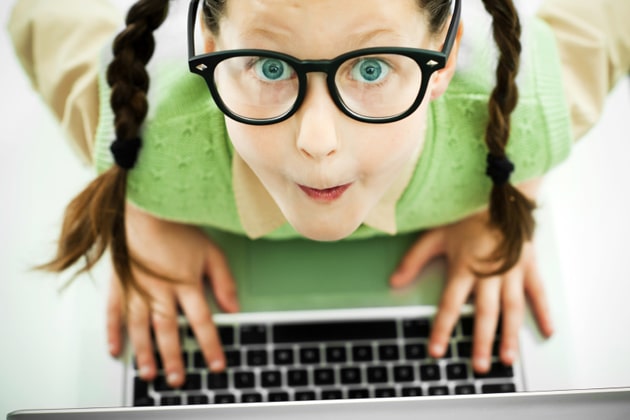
[150,290,186,388]
[126,289,157,382]
[472,276,502,373]
[107,272,124,358]
[429,265,475,358]
[390,228,445,288]
[205,242,239,313]
[178,286,226,372]
[524,259,554,338]
[500,272,525,366]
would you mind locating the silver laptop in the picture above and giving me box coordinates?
[8,388,630,419]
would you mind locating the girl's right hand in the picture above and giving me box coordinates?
[106,203,240,388]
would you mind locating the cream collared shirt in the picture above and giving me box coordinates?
[8,0,630,238]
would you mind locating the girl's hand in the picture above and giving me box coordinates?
[390,210,554,374]
[106,203,239,388]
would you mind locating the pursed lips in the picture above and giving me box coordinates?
[297,182,353,202]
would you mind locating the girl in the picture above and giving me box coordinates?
[9,0,629,390]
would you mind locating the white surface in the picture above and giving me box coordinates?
[1,0,630,418]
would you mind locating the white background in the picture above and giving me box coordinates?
[1,0,629,417]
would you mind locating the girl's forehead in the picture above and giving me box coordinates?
[218,0,431,53]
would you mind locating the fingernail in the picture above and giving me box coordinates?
[430,343,444,357]
[139,366,152,378]
[167,372,181,385]
[474,357,490,371]
[210,359,225,372]
[503,349,516,363]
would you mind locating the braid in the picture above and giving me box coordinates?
[40,0,170,306]
[480,0,536,276]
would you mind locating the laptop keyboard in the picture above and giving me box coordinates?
[131,315,518,406]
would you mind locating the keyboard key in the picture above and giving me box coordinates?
[314,368,335,386]
[288,369,309,387]
[261,370,283,388]
[393,365,415,383]
[240,325,268,345]
[455,384,476,395]
[402,387,423,397]
[187,394,209,404]
[378,344,400,361]
[268,391,290,402]
[274,348,294,365]
[352,345,373,362]
[295,391,316,401]
[446,363,469,380]
[299,347,321,364]
[375,388,397,398]
[482,383,516,394]
[193,351,206,368]
[366,366,388,384]
[246,349,268,366]
[428,386,449,396]
[134,397,155,407]
[474,362,514,379]
[326,346,347,363]
[348,388,370,399]
[460,317,474,337]
[214,394,236,404]
[321,389,343,400]
[456,340,472,358]
[207,372,228,390]
[402,318,430,338]
[153,375,172,391]
[241,393,263,403]
[340,367,362,384]
[218,326,235,346]
[133,377,150,404]
[234,372,256,389]
[225,349,242,368]
[182,373,202,391]
[420,364,441,381]
[160,395,182,406]
[404,343,426,360]
[273,320,397,343]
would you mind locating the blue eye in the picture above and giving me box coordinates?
[253,58,293,81]
[351,58,390,83]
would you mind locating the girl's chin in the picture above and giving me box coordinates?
[289,217,362,242]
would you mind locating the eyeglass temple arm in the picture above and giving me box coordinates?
[441,0,461,59]
[187,0,200,60]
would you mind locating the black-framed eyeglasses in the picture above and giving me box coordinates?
[187,0,461,125]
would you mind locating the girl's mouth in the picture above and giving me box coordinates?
[298,183,352,202]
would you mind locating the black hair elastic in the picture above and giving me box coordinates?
[486,153,514,185]
[110,137,142,170]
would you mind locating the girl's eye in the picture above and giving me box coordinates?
[350,58,390,84]
[253,58,293,81]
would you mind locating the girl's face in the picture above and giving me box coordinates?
[208,0,455,241]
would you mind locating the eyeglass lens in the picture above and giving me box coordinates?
[213,53,423,120]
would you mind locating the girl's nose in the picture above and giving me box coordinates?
[295,76,340,160]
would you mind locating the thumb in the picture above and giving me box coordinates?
[204,242,240,313]
[390,228,445,288]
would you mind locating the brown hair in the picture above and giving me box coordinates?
[42,0,530,300]
[39,0,171,305]
[422,0,534,276]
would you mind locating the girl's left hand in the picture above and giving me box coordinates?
[389,210,555,374]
